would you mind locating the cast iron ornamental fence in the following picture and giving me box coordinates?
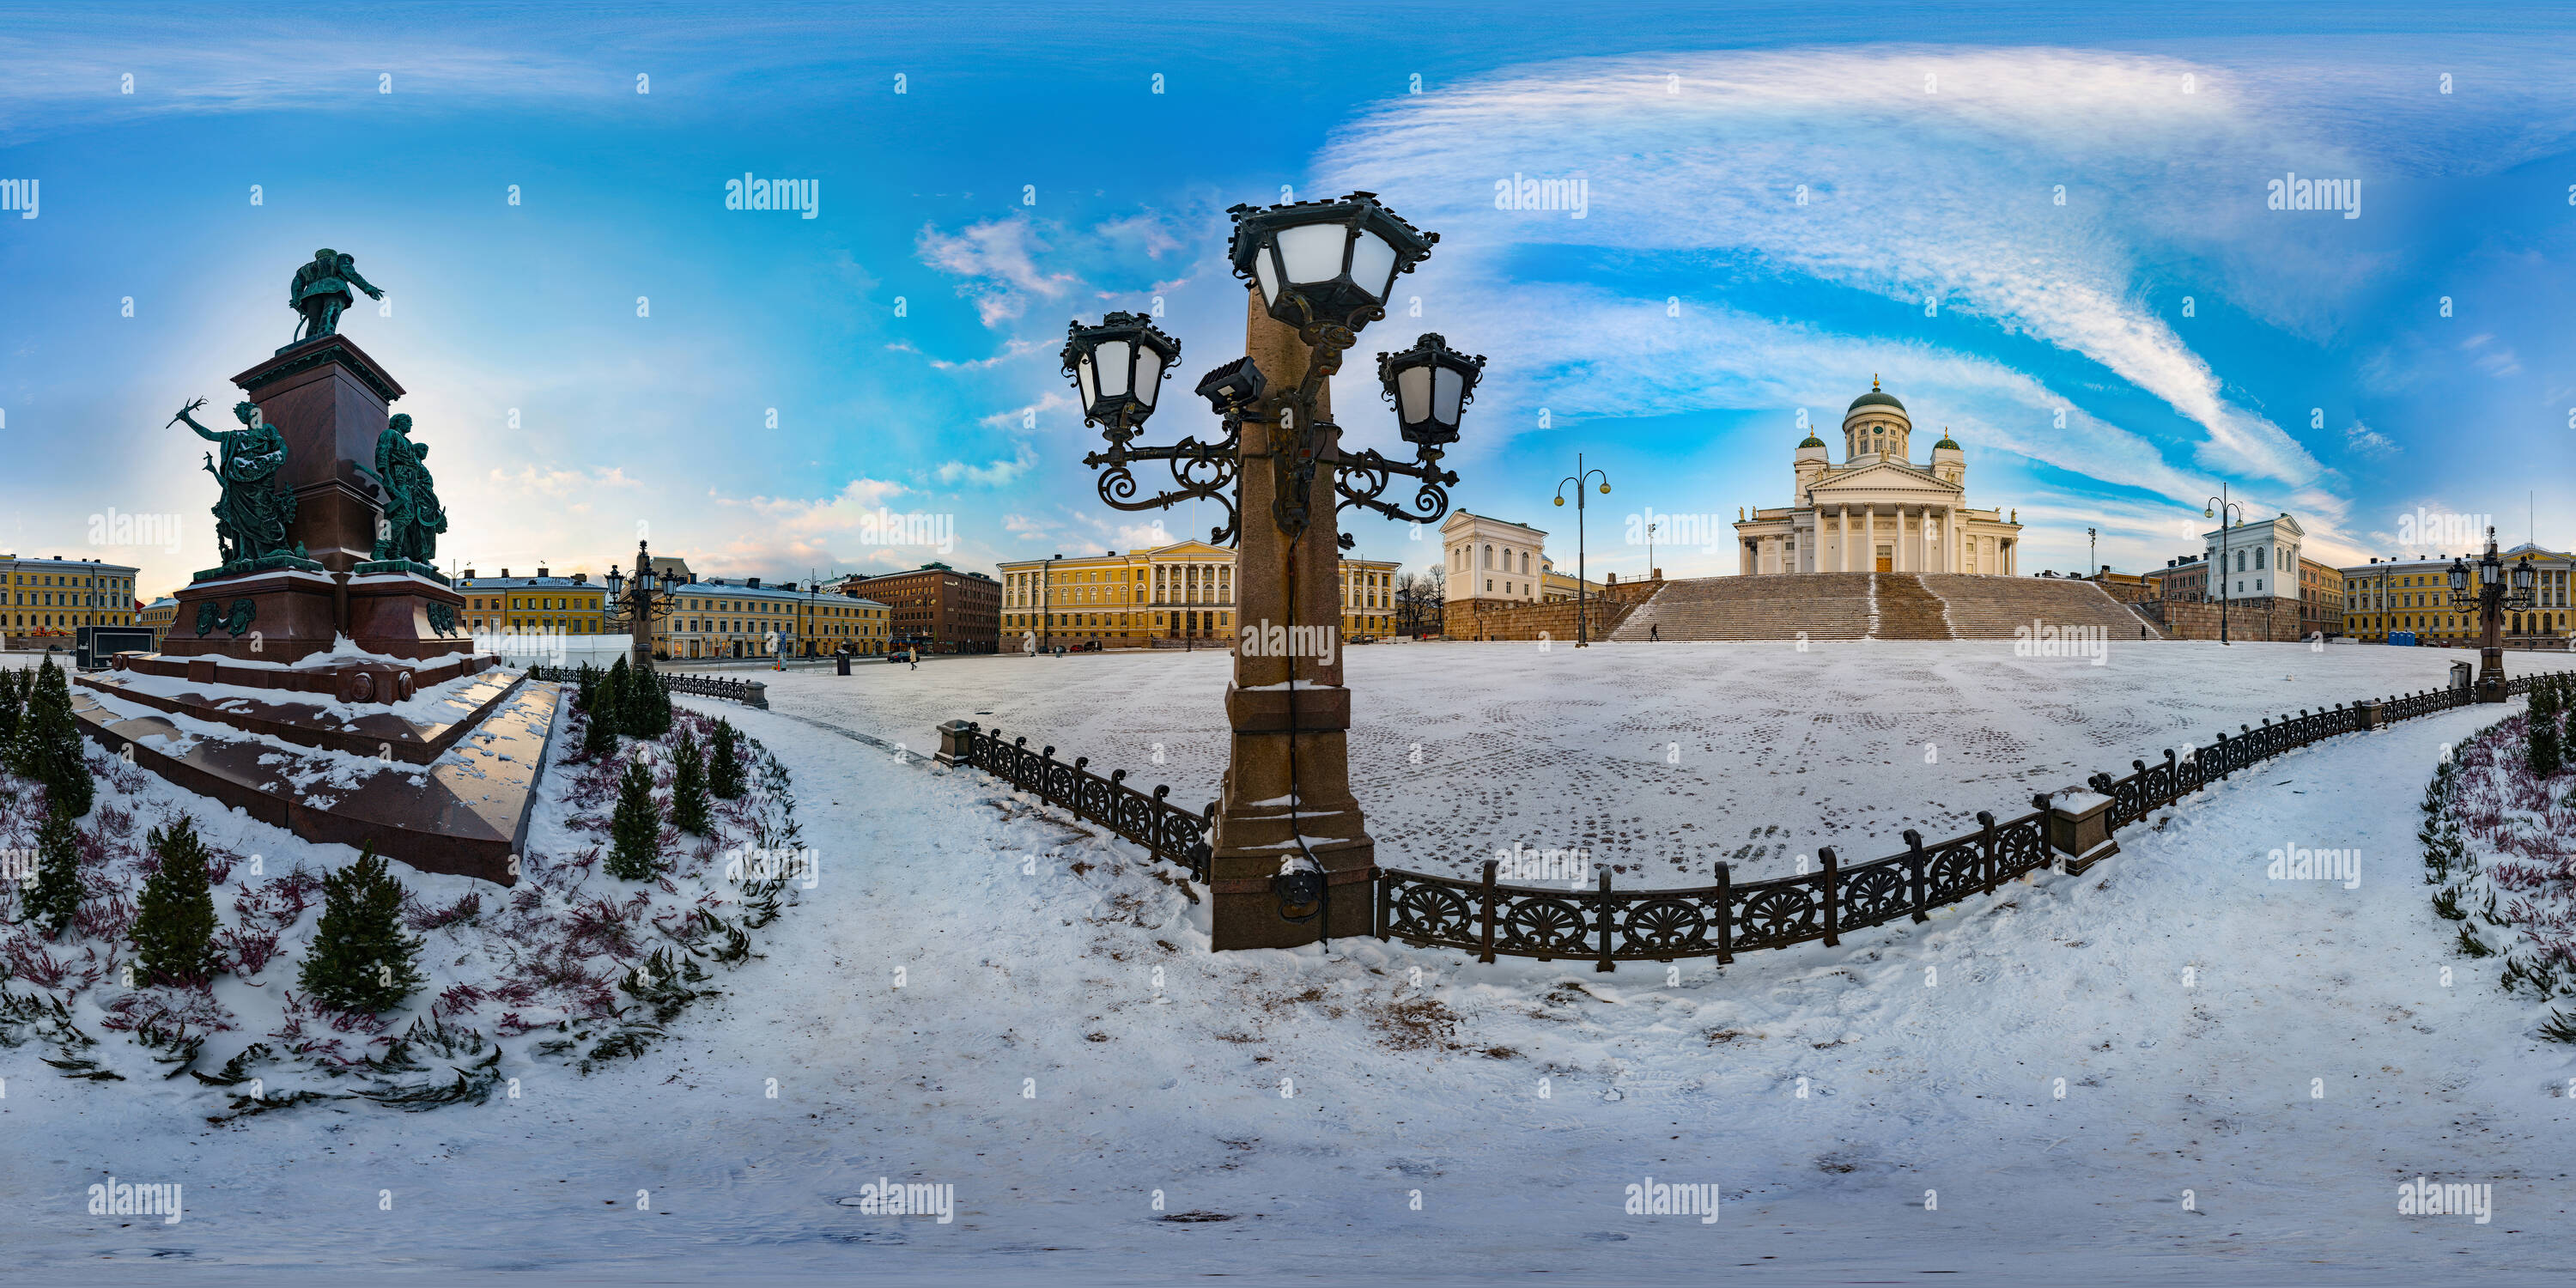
[943,674,2537,969]
[953,723,1215,881]
[528,664,770,709]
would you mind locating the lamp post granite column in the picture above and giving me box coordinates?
[1059,192,1477,951]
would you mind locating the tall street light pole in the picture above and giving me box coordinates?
[600,538,678,671]
[1059,192,1482,951]
[1555,454,1611,646]
[2205,489,2245,645]
[2449,526,2536,702]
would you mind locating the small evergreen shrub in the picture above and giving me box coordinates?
[132,816,219,985]
[670,730,711,835]
[606,758,663,880]
[297,846,427,1013]
[24,801,83,938]
[13,657,94,818]
[708,720,746,800]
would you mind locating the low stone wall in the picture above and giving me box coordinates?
[2138,597,2308,642]
[1443,582,1660,641]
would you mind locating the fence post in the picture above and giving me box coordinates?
[2212,731,2228,779]
[1041,746,1058,804]
[2162,749,2178,805]
[1820,847,1841,947]
[1595,869,1615,973]
[1478,860,1499,964]
[1374,871,1389,941]
[1715,861,1734,964]
[1905,829,1929,922]
[1978,812,2000,893]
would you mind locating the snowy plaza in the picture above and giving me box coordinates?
[10,641,2576,1282]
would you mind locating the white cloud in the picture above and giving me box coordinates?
[1313,45,2373,489]
[934,445,1039,488]
[915,216,1077,325]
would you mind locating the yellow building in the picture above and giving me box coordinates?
[3,555,141,639]
[2341,544,2573,644]
[139,596,179,647]
[454,568,609,635]
[651,578,890,659]
[996,541,1400,649]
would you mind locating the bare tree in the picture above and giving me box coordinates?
[1396,566,1445,637]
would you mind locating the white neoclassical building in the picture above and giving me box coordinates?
[1441,511,1549,607]
[1733,379,2023,575]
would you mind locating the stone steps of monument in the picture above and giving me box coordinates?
[1917,573,2167,641]
[1871,573,1955,640]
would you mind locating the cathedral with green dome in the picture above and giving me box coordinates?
[1732,378,2024,575]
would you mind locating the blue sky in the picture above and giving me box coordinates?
[3,1,2573,598]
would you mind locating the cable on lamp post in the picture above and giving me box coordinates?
[1554,455,1612,646]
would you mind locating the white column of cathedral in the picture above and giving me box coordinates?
[1862,506,1875,572]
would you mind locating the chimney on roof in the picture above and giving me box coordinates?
[572,573,587,584]
[537,567,550,579]
[748,577,762,590]
[501,568,510,578]
[463,569,476,579]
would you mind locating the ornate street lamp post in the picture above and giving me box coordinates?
[2205,490,2245,645]
[1059,191,1479,949]
[2448,526,2536,702]
[1553,454,1612,646]
[602,538,681,670]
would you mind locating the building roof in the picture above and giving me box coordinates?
[1847,376,1905,415]
[1797,433,1827,448]
[671,580,886,607]
[454,574,602,592]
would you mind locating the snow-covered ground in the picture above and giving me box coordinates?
[769,640,2576,878]
[7,643,2576,1284]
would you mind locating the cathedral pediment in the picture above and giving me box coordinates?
[1811,460,1957,495]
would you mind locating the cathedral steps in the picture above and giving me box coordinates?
[1607,572,2166,642]
[1916,574,2166,641]
[1610,572,1875,641]
[1870,572,1954,639]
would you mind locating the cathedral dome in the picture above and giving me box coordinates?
[1797,432,1826,449]
[1847,375,1905,415]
